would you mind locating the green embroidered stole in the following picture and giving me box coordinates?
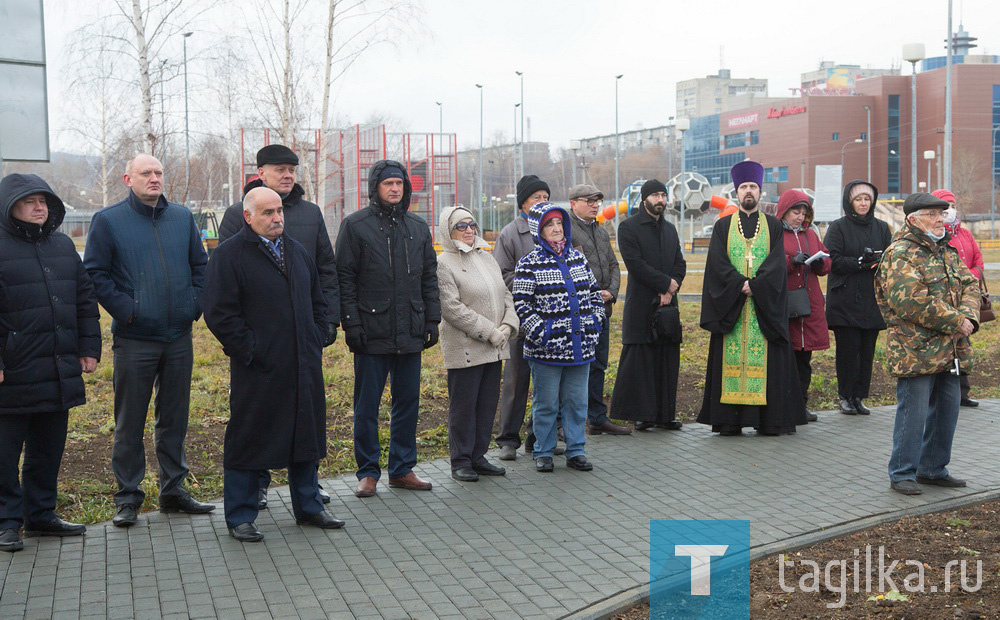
[720,213,769,405]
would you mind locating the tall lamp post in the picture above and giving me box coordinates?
[515,71,524,179]
[841,138,864,178]
[614,74,623,229]
[923,150,936,190]
[902,43,925,194]
[864,105,872,180]
[667,115,675,182]
[435,101,443,153]
[675,117,691,250]
[944,0,954,188]
[182,31,193,202]
[513,103,520,192]
[475,84,484,226]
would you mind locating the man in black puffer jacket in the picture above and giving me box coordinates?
[0,174,101,552]
[337,160,441,498]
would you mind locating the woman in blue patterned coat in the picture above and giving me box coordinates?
[512,202,605,473]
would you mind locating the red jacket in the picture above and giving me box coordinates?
[945,219,984,279]
[776,190,832,351]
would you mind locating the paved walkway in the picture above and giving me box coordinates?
[3,400,1000,619]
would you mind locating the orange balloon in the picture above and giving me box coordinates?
[618,200,628,215]
[602,204,617,220]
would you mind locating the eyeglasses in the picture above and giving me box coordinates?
[573,198,603,206]
[453,221,479,231]
[916,210,945,220]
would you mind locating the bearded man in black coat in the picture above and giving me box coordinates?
[204,187,344,542]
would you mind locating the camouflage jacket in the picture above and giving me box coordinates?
[875,222,980,378]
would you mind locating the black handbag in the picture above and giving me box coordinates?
[651,301,682,343]
[787,263,811,318]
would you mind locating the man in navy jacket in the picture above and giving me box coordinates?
[84,154,215,527]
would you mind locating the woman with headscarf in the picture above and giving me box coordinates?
[777,190,832,422]
[437,207,519,482]
[934,188,985,407]
[512,202,605,473]
[824,180,892,415]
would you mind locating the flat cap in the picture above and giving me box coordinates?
[903,192,949,215]
[568,184,604,200]
[256,144,299,167]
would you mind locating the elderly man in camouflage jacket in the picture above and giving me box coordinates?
[875,193,980,496]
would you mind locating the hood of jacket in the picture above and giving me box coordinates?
[841,179,879,224]
[0,173,66,239]
[438,206,489,254]
[775,189,814,228]
[367,160,412,214]
[527,201,572,256]
[241,177,305,206]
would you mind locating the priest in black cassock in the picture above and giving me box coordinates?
[696,161,806,436]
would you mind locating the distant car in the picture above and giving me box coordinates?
[693,224,714,238]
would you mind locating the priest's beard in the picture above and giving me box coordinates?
[644,198,666,217]
[740,194,759,211]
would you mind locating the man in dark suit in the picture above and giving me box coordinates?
[203,187,344,542]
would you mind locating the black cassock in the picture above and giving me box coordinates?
[203,226,328,469]
[696,210,806,435]
[609,208,686,423]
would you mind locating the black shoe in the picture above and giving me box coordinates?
[853,398,871,415]
[318,486,331,504]
[451,467,479,482]
[916,474,967,488]
[257,488,268,510]
[566,456,594,471]
[535,457,554,472]
[296,511,345,529]
[655,420,684,431]
[0,529,24,552]
[23,517,86,537]
[960,397,979,408]
[112,504,138,528]
[805,410,818,422]
[472,462,506,476]
[229,522,264,542]
[635,421,654,431]
[160,493,216,514]
[838,398,858,415]
[890,480,922,495]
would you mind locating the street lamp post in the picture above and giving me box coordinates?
[923,150,936,191]
[841,138,864,178]
[864,105,872,180]
[475,84,484,227]
[902,43,925,194]
[513,103,520,194]
[435,101,443,154]
[182,31,193,202]
[667,115,674,183]
[614,74,623,229]
[515,71,524,179]
[675,117,691,250]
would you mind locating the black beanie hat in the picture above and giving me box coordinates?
[903,192,949,216]
[516,175,550,209]
[256,144,299,167]
[641,179,668,202]
[377,165,405,184]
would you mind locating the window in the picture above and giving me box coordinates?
[832,132,840,141]
[715,98,723,104]
[860,132,867,141]
[992,85,1000,193]
[766,167,789,183]
[750,130,759,145]
[887,94,901,193]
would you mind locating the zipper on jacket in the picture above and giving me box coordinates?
[153,217,173,333]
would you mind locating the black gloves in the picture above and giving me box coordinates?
[323,323,338,347]
[791,252,808,266]
[859,248,879,266]
[423,323,439,349]
[345,325,366,352]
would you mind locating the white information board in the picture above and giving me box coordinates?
[0,0,49,162]
[813,165,843,222]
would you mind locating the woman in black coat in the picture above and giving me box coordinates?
[823,180,891,415]
[0,174,101,552]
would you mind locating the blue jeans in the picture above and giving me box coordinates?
[353,352,421,480]
[528,361,588,459]
[888,372,961,483]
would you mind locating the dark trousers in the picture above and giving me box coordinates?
[960,374,971,400]
[224,461,321,529]
[447,362,502,470]
[353,352,421,480]
[832,327,878,400]
[587,319,611,426]
[111,333,193,507]
[793,350,812,406]
[496,334,531,448]
[0,411,68,530]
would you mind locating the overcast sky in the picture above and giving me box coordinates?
[43,0,998,155]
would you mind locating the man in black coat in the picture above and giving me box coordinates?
[609,180,686,431]
[337,160,441,498]
[218,144,339,508]
[0,174,101,552]
[204,187,344,542]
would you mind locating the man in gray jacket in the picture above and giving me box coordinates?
[568,184,630,435]
[493,175,550,460]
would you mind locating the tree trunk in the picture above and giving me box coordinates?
[130,0,155,154]
[318,0,339,211]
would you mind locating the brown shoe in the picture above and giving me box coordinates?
[588,420,633,435]
[354,476,377,498]
[388,472,433,491]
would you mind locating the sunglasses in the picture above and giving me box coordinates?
[453,221,479,231]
